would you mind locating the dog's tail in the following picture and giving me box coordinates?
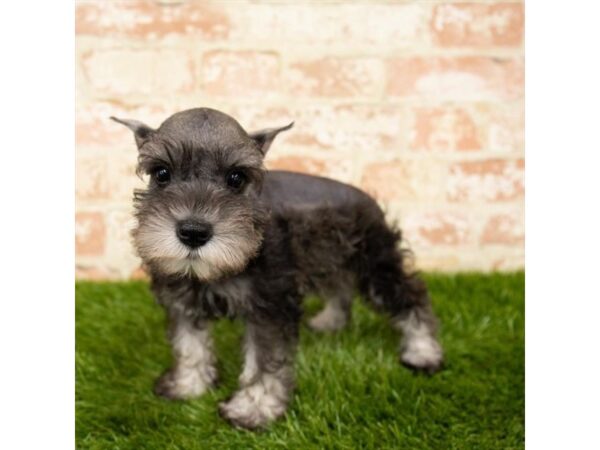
[353,218,433,322]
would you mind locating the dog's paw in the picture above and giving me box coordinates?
[308,307,348,332]
[154,365,217,400]
[400,336,444,375]
[218,383,288,429]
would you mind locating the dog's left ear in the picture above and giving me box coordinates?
[249,122,294,155]
[110,116,155,149]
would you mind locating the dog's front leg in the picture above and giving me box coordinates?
[219,320,298,429]
[154,311,218,400]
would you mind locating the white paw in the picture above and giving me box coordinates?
[219,377,288,429]
[154,364,217,400]
[400,335,444,374]
[308,307,348,332]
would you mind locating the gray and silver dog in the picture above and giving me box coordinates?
[112,108,443,429]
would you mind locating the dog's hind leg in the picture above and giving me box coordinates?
[308,273,354,332]
[308,290,352,332]
[356,221,443,374]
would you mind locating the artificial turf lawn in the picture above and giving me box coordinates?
[76,272,524,449]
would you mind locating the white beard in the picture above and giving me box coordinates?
[134,210,262,281]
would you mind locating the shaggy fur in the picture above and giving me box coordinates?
[112,108,444,429]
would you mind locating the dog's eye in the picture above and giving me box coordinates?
[153,167,171,186]
[226,170,247,190]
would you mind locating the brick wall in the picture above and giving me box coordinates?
[75,0,524,280]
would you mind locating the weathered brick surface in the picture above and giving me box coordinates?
[487,103,524,153]
[431,3,524,47]
[76,1,230,40]
[104,209,140,278]
[201,51,280,97]
[386,56,524,100]
[75,0,524,278]
[75,212,106,256]
[407,103,524,153]
[447,158,524,202]
[81,49,194,96]
[481,212,524,245]
[76,153,109,201]
[129,265,150,281]
[403,211,472,247]
[409,106,483,152]
[227,3,429,48]
[285,58,384,98]
[361,160,445,202]
[75,265,118,281]
[267,155,353,183]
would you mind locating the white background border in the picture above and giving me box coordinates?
[527,1,600,449]
[0,1,74,449]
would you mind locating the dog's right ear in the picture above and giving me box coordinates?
[110,117,155,148]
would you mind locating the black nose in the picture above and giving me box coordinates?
[176,220,213,248]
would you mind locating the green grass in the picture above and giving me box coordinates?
[76,272,524,449]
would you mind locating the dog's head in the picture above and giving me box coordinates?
[112,108,292,281]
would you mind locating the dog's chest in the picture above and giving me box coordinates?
[193,276,253,319]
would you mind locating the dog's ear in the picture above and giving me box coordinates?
[249,122,294,155]
[110,117,155,148]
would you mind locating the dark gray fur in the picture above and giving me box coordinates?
[112,107,443,429]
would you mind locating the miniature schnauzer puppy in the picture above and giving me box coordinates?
[111,108,443,429]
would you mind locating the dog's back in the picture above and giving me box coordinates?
[261,170,382,217]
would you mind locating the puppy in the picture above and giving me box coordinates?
[112,108,443,429]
